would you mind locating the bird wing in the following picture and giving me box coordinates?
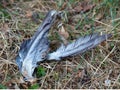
[33,37,49,63]
[16,10,58,73]
[16,39,31,70]
[48,33,112,60]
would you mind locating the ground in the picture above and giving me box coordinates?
[0,0,120,89]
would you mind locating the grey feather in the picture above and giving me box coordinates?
[48,33,112,60]
[16,10,58,80]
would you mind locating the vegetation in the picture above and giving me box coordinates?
[0,0,120,89]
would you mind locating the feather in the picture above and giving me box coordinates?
[16,39,31,70]
[16,10,58,80]
[48,33,112,60]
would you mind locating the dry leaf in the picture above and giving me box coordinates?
[75,69,85,78]
[67,67,72,73]
[83,4,95,12]
[58,26,69,45]
[58,26,69,39]
[73,1,95,13]
[10,0,14,4]
[74,2,83,12]
[26,10,32,18]
[95,13,103,20]
[2,23,10,32]
[60,2,67,10]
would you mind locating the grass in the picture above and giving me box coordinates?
[0,0,120,89]
[29,83,39,89]
[0,84,7,89]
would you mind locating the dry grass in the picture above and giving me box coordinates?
[0,0,120,89]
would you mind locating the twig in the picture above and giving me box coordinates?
[93,45,116,76]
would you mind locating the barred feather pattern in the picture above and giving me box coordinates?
[48,33,112,60]
[16,10,58,80]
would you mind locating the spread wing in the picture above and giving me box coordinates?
[48,33,112,60]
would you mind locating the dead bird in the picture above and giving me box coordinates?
[16,10,112,81]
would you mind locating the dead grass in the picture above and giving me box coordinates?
[0,0,120,89]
